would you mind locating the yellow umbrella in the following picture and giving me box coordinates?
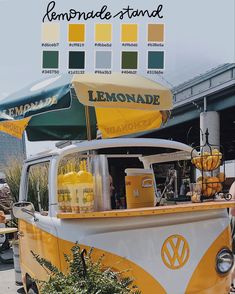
[72,73,172,139]
[0,74,172,140]
[0,117,30,139]
[72,73,172,110]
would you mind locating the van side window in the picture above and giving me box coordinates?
[27,162,49,213]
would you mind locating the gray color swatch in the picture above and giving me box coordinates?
[95,51,112,69]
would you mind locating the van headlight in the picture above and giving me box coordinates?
[216,248,234,274]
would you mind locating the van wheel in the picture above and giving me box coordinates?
[28,283,38,294]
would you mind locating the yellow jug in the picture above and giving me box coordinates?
[125,169,155,209]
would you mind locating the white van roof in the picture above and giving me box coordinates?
[25,138,195,163]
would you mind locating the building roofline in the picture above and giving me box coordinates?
[172,63,235,93]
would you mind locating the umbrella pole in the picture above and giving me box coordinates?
[85,105,92,141]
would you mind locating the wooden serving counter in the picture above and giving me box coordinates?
[57,200,235,219]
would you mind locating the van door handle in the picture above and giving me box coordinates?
[17,231,24,237]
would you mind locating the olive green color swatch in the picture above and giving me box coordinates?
[121,51,138,69]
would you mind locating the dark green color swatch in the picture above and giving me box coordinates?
[121,51,138,69]
[148,51,164,69]
[69,51,85,69]
[42,51,59,69]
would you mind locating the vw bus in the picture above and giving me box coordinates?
[13,138,234,293]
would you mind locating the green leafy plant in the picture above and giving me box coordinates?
[4,158,22,202]
[26,163,49,211]
[32,244,141,294]
[4,158,48,211]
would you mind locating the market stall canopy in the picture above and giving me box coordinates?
[0,74,173,140]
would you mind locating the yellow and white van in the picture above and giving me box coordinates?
[13,138,234,294]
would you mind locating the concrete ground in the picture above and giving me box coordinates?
[0,249,24,294]
[0,263,24,294]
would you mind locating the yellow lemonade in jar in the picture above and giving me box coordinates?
[77,160,94,213]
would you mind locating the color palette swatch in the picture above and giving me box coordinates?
[95,24,112,42]
[42,23,164,43]
[148,24,164,42]
[121,24,138,42]
[148,51,164,69]
[68,24,85,42]
[69,51,85,69]
[41,22,165,73]
[121,52,138,69]
[42,51,59,68]
[95,51,112,69]
[41,23,60,43]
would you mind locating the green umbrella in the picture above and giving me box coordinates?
[0,75,97,140]
[0,75,71,120]
[27,90,97,141]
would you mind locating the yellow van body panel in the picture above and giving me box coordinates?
[58,237,167,293]
[19,218,232,294]
[19,219,61,283]
[186,226,231,293]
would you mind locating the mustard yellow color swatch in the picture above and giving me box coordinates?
[68,24,85,42]
[148,24,164,42]
[41,23,60,43]
[121,24,138,42]
[95,24,112,42]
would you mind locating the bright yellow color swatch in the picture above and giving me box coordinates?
[68,24,85,42]
[95,24,112,42]
[41,23,60,43]
[121,24,138,42]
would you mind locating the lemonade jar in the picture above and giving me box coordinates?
[64,193,72,212]
[57,168,66,212]
[77,160,94,213]
[63,163,80,213]
[58,193,65,212]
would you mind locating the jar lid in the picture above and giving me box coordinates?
[125,168,153,176]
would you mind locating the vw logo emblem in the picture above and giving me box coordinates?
[161,234,190,270]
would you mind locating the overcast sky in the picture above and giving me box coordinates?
[0,0,234,156]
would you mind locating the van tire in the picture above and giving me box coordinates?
[28,283,38,294]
